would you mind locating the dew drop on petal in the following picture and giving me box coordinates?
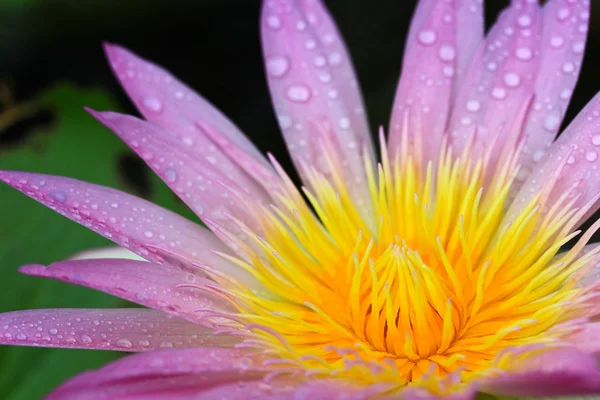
[278,115,292,130]
[492,87,507,100]
[266,56,290,78]
[81,335,92,344]
[339,117,351,130]
[164,168,178,183]
[142,97,163,113]
[518,14,532,27]
[543,112,561,132]
[515,47,533,60]
[592,134,600,146]
[418,30,437,46]
[116,338,133,348]
[438,45,456,61]
[266,15,281,30]
[466,100,481,112]
[504,72,521,88]
[550,36,564,49]
[586,151,598,162]
[286,85,312,103]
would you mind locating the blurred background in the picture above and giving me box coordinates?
[1,0,599,398]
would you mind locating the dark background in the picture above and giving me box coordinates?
[1,0,600,399]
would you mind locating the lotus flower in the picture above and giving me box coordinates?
[2,0,600,398]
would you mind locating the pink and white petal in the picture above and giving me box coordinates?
[449,1,542,162]
[517,0,590,185]
[70,246,146,261]
[0,171,232,271]
[455,0,485,93]
[261,0,374,223]
[19,259,241,322]
[48,347,265,400]
[103,43,274,178]
[0,308,234,351]
[507,92,600,225]
[483,347,600,397]
[388,0,457,165]
[90,110,267,238]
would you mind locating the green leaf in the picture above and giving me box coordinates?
[0,82,189,399]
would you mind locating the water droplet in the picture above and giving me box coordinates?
[50,192,67,204]
[138,340,151,347]
[327,89,338,99]
[438,45,456,61]
[592,135,600,146]
[550,36,565,49]
[515,47,533,61]
[295,20,307,31]
[492,87,507,99]
[278,115,292,129]
[81,335,92,344]
[116,338,133,348]
[304,39,317,50]
[562,62,575,74]
[144,231,154,238]
[339,117,351,130]
[518,14,532,27]
[533,150,545,162]
[164,168,178,183]
[49,328,58,335]
[266,15,281,30]
[418,29,437,46]
[466,100,481,112]
[586,151,598,162]
[286,85,312,103]
[504,72,521,88]
[328,52,342,66]
[567,155,576,165]
[560,88,573,100]
[544,113,561,131]
[572,41,585,53]
[557,8,571,21]
[266,56,290,78]
[142,97,163,113]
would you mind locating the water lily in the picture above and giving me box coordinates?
[2,0,600,398]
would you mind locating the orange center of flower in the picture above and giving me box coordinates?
[214,137,598,393]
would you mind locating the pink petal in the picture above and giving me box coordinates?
[261,0,374,222]
[19,259,237,322]
[508,92,600,225]
[89,110,267,237]
[517,0,590,185]
[455,0,485,93]
[0,171,230,270]
[483,347,600,397]
[193,379,384,400]
[449,1,542,161]
[0,308,232,351]
[48,347,264,400]
[401,385,476,400]
[388,0,457,163]
[569,322,600,355]
[103,43,273,178]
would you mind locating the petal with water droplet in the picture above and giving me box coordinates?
[388,0,458,166]
[48,347,265,399]
[90,110,268,245]
[449,1,542,164]
[509,92,600,225]
[0,309,233,351]
[517,0,589,183]
[19,259,243,321]
[103,43,271,176]
[261,0,374,225]
[0,171,231,271]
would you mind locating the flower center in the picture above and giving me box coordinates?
[212,139,597,392]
